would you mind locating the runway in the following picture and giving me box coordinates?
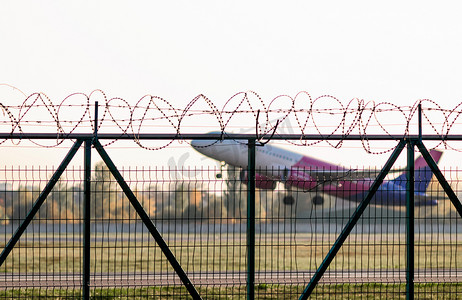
[1,269,461,289]
[1,220,461,290]
[2,221,462,241]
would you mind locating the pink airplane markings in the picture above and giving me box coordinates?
[191,134,442,207]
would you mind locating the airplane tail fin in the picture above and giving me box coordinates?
[391,149,443,194]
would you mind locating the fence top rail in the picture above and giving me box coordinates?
[0,132,460,141]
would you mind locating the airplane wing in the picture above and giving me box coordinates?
[296,168,405,182]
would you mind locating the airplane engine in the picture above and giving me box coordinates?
[312,195,324,205]
[283,195,295,205]
[240,170,277,190]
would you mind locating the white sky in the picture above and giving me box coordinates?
[2,1,462,170]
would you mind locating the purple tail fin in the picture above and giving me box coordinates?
[391,149,443,193]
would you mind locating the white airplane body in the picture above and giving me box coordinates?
[191,134,442,206]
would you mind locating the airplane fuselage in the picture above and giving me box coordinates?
[191,138,440,206]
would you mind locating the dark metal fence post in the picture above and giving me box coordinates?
[0,139,83,268]
[418,104,422,143]
[299,140,406,299]
[93,140,202,299]
[247,139,256,300]
[406,141,415,299]
[83,139,91,300]
[416,142,462,219]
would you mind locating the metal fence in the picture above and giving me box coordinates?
[0,132,461,299]
[1,93,462,298]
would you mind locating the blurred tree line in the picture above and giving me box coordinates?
[2,162,454,225]
[0,162,277,224]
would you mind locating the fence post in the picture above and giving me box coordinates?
[0,140,83,268]
[247,139,256,300]
[93,140,202,299]
[416,142,462,219]
[299,140,406,299]
[406,140,415,299]
[82,139,91,300]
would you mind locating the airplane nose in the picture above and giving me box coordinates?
[191,138,220,157]
[191,139,202,148]
[191,139,221,149]
[191,132,223,149]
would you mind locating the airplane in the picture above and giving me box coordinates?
[191,133,443,207]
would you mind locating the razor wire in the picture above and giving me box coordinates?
[0,87,461,153]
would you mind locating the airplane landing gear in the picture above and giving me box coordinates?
[312,195,324,205]
[283,195,295,205]
[216,161,226,178]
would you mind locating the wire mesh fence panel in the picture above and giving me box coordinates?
[0,166,84,298]
[0,161,461,298]
[413,167,462,299]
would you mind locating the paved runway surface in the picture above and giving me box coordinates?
[1,270,461,288]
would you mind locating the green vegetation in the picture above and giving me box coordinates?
[1,237,462,273]
[1,283,462,299]
[0,164,461,299]
[0,161,239,224]
[0,162,459,225]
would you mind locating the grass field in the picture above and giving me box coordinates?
[1,283,462,299]
[0,232,461,273]
[1,232,461,299]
